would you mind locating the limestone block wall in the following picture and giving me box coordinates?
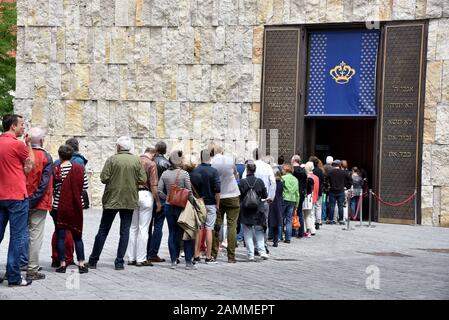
[16,0,449,225]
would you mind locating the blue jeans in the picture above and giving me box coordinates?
[0,215,6,244]
[350,196,360,219]
[321,193,329,221]
[165,204,194,264]
[329,191,345,222]
[0,199,29,283]
[0,208,28,267]
[57,228,85,262]
[282,201,295,241]
[20,218,29,267]
[243,224,266,258]
[277,225,283,241]
[268,227,273,240]
[147,199,166,259]
[236,223,244,241]
[88,209,133,266]
[298,208,305,237]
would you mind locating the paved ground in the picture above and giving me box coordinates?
[1,209,448,300]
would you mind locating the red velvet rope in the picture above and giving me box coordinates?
[371,191,416,207]
[351,193,363,220]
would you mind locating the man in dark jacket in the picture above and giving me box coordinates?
[238,161,268,261]
[190,150,221,263]
[54,137,88,167]
[154,141,170,178]
[147,141,171,263]
[65,138,88,167]
[327,160,353,225]
[322,155,334,223]
[291,155,306,237]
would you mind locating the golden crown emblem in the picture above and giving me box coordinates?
[329,61,356,84]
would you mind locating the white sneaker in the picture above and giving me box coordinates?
[260,253,269,260]
[205,257,218,264]
[248,256,255,261]
[170,262,177,269]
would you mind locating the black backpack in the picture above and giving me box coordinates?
[242,179,261,209]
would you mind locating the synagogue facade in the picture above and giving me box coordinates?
[14,0,449,226]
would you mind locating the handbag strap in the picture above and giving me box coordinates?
[174,169,181,186]
[245,178,257,190]
[191,182,201,199]
[175,168,195,196]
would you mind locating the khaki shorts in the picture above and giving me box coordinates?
[204,205,217,230]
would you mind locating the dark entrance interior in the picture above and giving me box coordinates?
[304,118,377,195]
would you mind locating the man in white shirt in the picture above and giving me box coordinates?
[209,143,241,263]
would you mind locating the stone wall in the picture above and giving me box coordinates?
[15,0,449,225]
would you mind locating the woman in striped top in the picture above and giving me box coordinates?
[158,150,195,270]
[52,163,89,210]
[51,145,89,274]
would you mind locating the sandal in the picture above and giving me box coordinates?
[136,260,153,267]
[55,266,66,273]
[78,265,89,274]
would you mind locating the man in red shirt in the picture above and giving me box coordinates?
[0,114,35,287]
[25,127,53,280]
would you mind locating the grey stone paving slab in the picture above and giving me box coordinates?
[1,209,448,299]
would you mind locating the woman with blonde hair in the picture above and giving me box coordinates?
[182,154,199,173]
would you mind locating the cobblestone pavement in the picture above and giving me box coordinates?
[1,209,449,300]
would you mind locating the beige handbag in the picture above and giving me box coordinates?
[303,193,313,210]
[191,184,207,225]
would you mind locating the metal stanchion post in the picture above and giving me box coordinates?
[414,189,417,225]
[356,191,363,227]
[366,189,376,228]
[343,192,353,231]
[356,190,363,227]
[367,190,372,227]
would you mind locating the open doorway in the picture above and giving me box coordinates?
[304,118,377,219]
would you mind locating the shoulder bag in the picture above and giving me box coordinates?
[167,169,190,208]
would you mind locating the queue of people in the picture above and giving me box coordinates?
[0,113,366,286]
